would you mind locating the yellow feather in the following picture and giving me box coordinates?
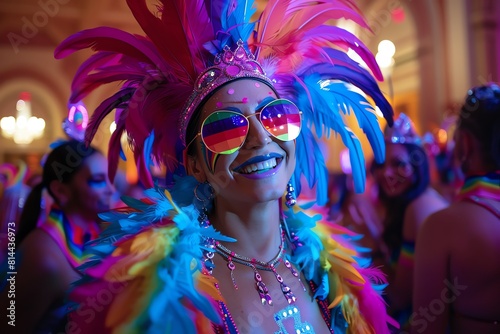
[106,226,179,281]
[195,272,224,302]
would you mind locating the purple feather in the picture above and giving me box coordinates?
[84,88,134,146]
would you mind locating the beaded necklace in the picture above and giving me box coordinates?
[202,220,304,306]
[215,225,304,305]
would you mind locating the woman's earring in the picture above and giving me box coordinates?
[194,181,215,221]
[285,182,296,207]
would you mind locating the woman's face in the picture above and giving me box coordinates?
[374,143,415,197]
[190,79,297,206]
[66,153,113,219]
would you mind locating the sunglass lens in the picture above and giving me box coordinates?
[260,100,301,141]
[201,111,248,154]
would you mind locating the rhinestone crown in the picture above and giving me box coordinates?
[179,40,274,145]
[385,113,422,145]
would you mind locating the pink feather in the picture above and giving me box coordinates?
[126,0,212,80]
[70,52,118,96]
[254,0,370,72]
[84,88,134,146]
[356,266,400,333]
[71,70,146,103]
[54,27,166,70]
[305,26,383,81]
[254,0,289,54]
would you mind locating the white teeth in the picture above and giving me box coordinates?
[241,158,278,174]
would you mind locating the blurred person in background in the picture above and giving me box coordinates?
[0,162,31,263]
[413,83,500,334]
[0,140,113,333]
[370,113,448,330]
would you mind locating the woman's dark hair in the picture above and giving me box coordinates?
[16,140,99,246]
[374,143,431,256]
[458,83,500,170]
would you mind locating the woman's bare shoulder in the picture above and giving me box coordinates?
[17,229,67,275]
[403,188,449,238]
[421,200,484,233]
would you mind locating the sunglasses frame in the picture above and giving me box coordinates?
[187,98,302,154]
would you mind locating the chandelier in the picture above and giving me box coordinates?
[0,92,45,144]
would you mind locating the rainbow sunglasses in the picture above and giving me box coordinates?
[188,99,302,154]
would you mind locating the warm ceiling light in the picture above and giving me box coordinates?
[1,92,45,144]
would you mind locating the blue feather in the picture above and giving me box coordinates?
[305,49,393,126]
[322,81,385,164]
[295,74,367,193]
[219,0,256,49]
[293,126,329,204]
[144,130,155,172]
[120,195,151,211]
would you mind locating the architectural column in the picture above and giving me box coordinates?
[467,0,500,84]
[407,0,447,130]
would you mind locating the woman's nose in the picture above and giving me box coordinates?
[242,116,271,149]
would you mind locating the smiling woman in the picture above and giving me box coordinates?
[54,0,397,333]
[369,114,448,330]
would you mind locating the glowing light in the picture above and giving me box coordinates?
[376,40,396,79]
[110,121,117,134]
[378,40,396,58]
[1,92,45,144]
[391,7,405,24]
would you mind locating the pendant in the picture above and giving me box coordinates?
[271,264,296,304]
[254,269,273,305]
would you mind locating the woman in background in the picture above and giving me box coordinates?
[0,140,113,333]
[370,114,448,329]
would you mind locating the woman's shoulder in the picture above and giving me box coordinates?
[419,201,474,235]
[413,187,448,210]
[18,228,68,275]
[402,188,449,238]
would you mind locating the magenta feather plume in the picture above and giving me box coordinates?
[70,52,118,99]
[54,27,167,70]
[305,26,383,81]
[356,267,400,333]
[84,88,134,148]
[126,0,212,80]
[71,70,145,103]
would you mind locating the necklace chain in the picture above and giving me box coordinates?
[202,220,305,305]
[215,224,285,270]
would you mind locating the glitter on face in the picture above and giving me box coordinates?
[254,82,261,88]
[242,97,248,103]
[216,102,223,108]
[227,88,235,95]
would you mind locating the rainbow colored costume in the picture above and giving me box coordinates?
[56,0,397,332]
[68,177,396,333]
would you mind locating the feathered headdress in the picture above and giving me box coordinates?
[55,0,393,202]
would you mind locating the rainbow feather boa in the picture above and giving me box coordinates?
[68,176,396,333]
